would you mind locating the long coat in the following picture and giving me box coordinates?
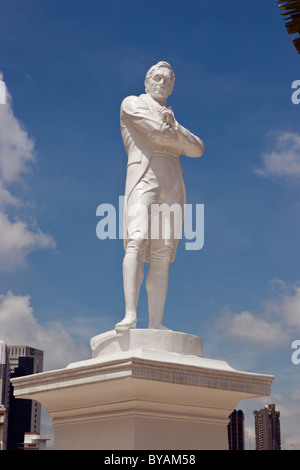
[120,92,205,260]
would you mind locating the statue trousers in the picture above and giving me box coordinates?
[125,153,186,264]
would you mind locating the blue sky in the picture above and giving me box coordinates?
[0,0,299,449]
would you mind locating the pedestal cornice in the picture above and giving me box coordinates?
[11,329,274,450]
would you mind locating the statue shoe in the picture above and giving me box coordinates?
[115,314,137,332]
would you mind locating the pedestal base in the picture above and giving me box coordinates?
[12,329,274,450]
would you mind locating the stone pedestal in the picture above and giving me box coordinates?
[11,329,274,450]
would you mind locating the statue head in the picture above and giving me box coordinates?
[144,61,175,105]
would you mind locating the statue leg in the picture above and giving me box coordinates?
[115,223,149,331]
[146,244,172,330]
[146,259,169,330]
[115,251,144,331]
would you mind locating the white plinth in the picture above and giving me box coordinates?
[11,329,274,450]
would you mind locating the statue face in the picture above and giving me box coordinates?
[146,67,174,103]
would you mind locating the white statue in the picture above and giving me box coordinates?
[115,61,204,332]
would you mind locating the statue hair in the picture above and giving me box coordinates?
[144,61,175,92]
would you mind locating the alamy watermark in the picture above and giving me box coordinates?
[291,80,300,105]
[291,340,300,365]
[96,197,204,251]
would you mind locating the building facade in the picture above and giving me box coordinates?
[0,341,8,450]
[19,432,49,450]
[0,345,43,450]
[253,404,281,450]
[228,409,244,450]
[0,406,7,450]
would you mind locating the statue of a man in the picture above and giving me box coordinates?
[115,61,204,332]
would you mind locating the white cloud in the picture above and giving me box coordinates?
[0,291,90,371]
[0,212,55,271]
[214,279,299,349]
[291,389,300,401]
[0,73,55,271]
[269,280,300,328]
[215,310,289,349]
[0,85,35,184]
[0,180,20,208]
[256,131,300,178]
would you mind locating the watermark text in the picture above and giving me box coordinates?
[96,197,204,251]
[291,80,300,105]
[291,340,300,365]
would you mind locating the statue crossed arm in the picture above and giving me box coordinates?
[115,61,204,332]
[120,93,204,161]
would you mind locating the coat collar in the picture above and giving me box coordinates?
[140,93,171,113]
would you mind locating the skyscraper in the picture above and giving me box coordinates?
[5,346,43,450]
[0,341,8,450]
[253,404,281,450]
[228,409,244,450]
[0,341,8,405]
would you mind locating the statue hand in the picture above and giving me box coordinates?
[160,108,176,127]
[161,122,177,136]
